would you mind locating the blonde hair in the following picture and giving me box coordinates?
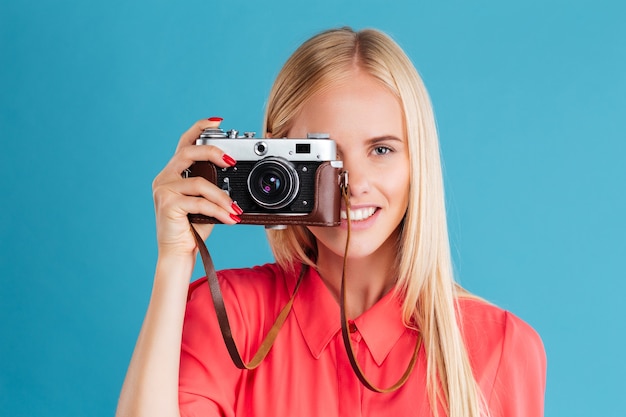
[264,28,487,417]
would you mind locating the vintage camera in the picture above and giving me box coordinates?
[185,126,344,228]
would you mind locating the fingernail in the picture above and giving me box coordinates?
[231,202,243,215]
[207,116,223,128]
[229,213,242,223]
[222,153,236,166]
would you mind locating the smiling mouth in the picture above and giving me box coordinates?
[340,207,377,221]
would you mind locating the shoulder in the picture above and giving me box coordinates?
[457,297,547,415]
[188,262,289,302]
[186,263,294,332]
[456,297,545,358]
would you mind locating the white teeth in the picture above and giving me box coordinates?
[340,207,377,221]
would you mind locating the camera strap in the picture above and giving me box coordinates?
[338,172,421,393]
[190,223,306,370]
[188,170,420,390]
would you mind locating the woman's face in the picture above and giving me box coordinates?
[288,71,410,261]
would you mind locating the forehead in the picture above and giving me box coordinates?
[289,73,405,143]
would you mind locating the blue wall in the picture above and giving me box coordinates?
[1,0,624,415]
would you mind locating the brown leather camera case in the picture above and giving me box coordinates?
[187,161,342,227]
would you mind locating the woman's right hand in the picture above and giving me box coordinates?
[117,119,240,417]
[152,118,243,259]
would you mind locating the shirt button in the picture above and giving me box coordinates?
[348,320,358,333]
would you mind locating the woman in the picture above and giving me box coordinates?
[117,27,546,417]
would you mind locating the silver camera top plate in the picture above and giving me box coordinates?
[195,137,338,162]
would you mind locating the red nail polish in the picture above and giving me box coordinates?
[222,154,236,166]
[229,213,241,223]
[231,202,243,215]
[208,116,223,122]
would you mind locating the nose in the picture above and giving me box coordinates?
[341,156,370,197]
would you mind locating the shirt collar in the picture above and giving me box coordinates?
[289,264,409,366]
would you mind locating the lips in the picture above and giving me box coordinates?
[340,206,377,221]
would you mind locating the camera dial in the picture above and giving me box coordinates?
[254,141,268,156]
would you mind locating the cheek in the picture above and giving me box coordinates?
[383,164,411,208]
[394,186,410,218]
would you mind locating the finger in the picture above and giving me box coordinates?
[172,195,241,225]
[176,117,223,152]
[158,144,235,184]
[178,176,238,214]
[155,176,242,219]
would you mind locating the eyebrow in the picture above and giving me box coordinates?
[365,135,405,146]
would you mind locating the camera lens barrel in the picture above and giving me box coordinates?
[247,157,300,209]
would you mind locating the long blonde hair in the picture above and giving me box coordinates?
[264,27,487,417]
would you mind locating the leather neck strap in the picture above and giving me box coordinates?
[338,181,421,392]
[190,224,306,370]
[189,174,420,390]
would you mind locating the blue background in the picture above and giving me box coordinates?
[1,0,624,416]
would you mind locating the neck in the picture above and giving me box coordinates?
[315,246,398,318]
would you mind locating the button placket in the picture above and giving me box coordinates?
[348,320,362,343]
[336,330,363,416]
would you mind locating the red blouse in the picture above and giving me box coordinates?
[179,263,546,416]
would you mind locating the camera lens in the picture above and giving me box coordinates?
[248,157,299,209]
[259,173,281,195]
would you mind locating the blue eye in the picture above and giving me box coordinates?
[373,146,392,155]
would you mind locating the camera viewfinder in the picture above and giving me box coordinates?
[296,144,311,154]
